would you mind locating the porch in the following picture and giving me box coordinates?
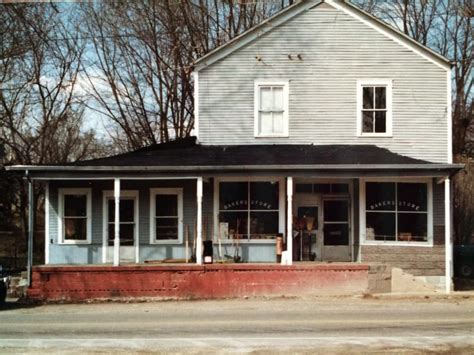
[7,138,462,296]
[44,177,362,266]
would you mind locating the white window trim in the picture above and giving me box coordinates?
[213,176,285,244]
[359,178,433,247]
[102,190,139,263]
[254,80,289,138]
[58,188,92,245]
[356,79,393,137]
[149,188,184,245]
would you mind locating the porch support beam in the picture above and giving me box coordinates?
[27,177,34,286]
[444,178,453,293]
[286,177,293,265]
[45,181,50,265]
[196,177,203,265]
[113,178,121,266]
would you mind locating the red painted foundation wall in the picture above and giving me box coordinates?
[28,264,370,301]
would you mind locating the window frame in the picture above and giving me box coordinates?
[356,79,393,137]
[102,190,139,250]
[254,80,289,138]
[149,188,183,245]
[359,178,433,247]
[58,188,92,245]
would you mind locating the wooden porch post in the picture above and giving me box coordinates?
[196,177,203,265]
[287,177,293,265]
[45,182,50,265]
[445,178,453,293]
[113,178,121,266]
[27,177,34,286]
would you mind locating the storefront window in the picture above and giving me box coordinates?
[219,181,279,240]
[365,182,428,243]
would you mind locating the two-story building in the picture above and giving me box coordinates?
[8,0,463,299]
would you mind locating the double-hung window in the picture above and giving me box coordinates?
[357,79,392,136]
[58,188,91,244]
[150,188,183,244]
[255,81,289,137]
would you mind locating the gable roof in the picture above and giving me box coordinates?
[194,0,451,72]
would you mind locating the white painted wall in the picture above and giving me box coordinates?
[198,2,448,163]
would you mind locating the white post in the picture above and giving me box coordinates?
[445,178,453,293]
[287,177,293,266]
[27,178,34,286]
[196,177,203,265]
[45,181,50,265]
[113,178,121,266]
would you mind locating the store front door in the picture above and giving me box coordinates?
[294,196,352,262]
[322,199,351,262]
[293,195,322,261]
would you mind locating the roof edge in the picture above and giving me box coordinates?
[5,163,465,172]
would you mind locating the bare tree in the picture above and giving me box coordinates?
[0,3,107,262]
[0,4,102,165]
[82,0,289,151]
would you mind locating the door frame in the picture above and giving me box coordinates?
[102,190,139,263]
[292,179,354,262]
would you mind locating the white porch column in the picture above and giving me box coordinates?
[45,181,50,265]
[113,178,121,266]
[286,177,293,265]
[27,177,34,286]
[445,178,453,293]
[196,177,203,265]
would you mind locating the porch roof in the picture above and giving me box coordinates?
[6,137,463,178]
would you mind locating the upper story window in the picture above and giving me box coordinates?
[58,188,92,244]
[357,79,392,136]
[254,80,289,137]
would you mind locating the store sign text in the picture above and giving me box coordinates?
[223,200,273,210]
[369,200,421,211]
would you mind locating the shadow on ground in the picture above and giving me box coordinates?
[0,298,41,312]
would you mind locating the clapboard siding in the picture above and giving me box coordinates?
[47,180,215,264]
[198,3,448,163]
